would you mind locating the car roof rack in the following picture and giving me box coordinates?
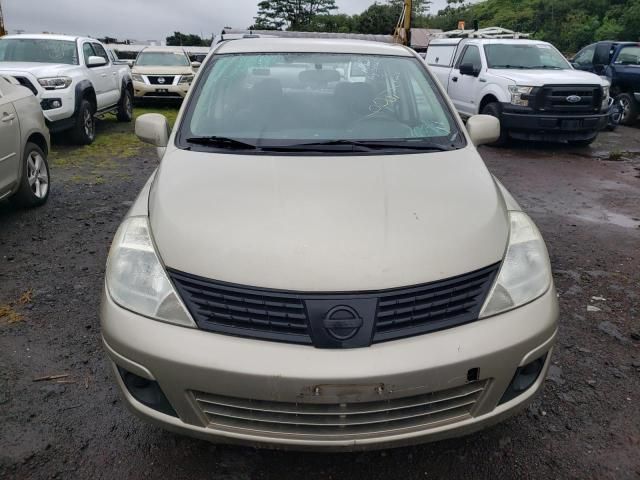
[436,27,530,39]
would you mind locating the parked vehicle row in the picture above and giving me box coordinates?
[425,37,611,145]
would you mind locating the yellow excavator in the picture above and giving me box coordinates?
[0,0,6,37]
[393,0,412,46]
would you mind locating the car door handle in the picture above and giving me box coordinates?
[101,73,108,77]
[452,77,458,82]
[1,113,15,122]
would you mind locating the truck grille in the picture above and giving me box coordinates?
[169,263,498,347]
[14,76,38,95]
[536,84,602,113]
[147,75,175,85]
[192,380,487,439]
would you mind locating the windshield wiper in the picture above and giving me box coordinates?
[263,139,454,153]
[184,136,258,150]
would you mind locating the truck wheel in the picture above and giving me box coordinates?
[71,99,96,145]
[617,93,638,126]
[11,143,50,208]
[481,102,509,146]
[117,88,133,122]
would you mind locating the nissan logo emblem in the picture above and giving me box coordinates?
[323,306,363,341]
[566,95,582,103]
[158,77,166,84]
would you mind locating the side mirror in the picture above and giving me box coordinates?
[466,114,500,146]
[87,55,107,67]
[126,60,135,68]
[191,61,201,69]
[459,63,479,77]
[136,114,170,158]
[594,64,606,75]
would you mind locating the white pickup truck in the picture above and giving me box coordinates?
[0,34,134,144]
[425,38,610,145]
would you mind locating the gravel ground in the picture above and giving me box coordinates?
[1,119,639,480]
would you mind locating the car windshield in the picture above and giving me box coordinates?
[615,46,640,65]
[136,52,190,66]
[484,44,570,70]
[178,52,464,153]
[0,39,78,65]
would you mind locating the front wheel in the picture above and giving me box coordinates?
[617,93,639,126]
[117,88,133,122]
[480,102,509,146]
[70,99,96,145]
[11,143,50,208]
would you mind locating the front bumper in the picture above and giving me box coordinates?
[133,80,189,100]
[101,286,558,450]
[501,106,608,141]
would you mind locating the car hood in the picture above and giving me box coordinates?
[149,148,509,291]
[0,62,74,77]
[132,66,192,75]
[489,68,607,87]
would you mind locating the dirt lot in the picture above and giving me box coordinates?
[1,112,639,480]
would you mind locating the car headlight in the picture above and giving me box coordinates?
[178,74,194,85]
[131,73,145,83]
[602,86,609,98]
[601,86,610,109]
[479,211,552,318]
[106,216,195,327]
[508,85,534,107]
[38,77,72,90]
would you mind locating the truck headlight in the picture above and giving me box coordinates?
[602,86,610,109]
[106,216,195,327]
[508,85,534,107]
[131,73,145,83]
[178,74,194,85]
[38,77,72,90]
[480,211,552,318]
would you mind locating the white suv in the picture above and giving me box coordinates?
[0,34,133,144]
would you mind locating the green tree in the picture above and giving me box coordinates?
[254,0,338,30]
[166,32,210,46]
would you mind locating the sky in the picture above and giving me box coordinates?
[4,0,452,42]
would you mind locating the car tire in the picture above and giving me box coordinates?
[617,93,638,126]
[11,143,50,208]
[117,87,133,122]
[71,99,96,145]
[568,136,597,147]
[481,102,509,146]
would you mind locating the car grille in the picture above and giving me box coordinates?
[147,75,175,85]
[169,270,311,344]
[169,263,499,347]
[535,84,603,113]
[14,76,38,95]
[192,380,488,439]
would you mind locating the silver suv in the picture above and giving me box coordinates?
[101,39,558,450]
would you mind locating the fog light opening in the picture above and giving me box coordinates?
[499,354,547,405]
[467,368,480,382]
[117,367,177,417]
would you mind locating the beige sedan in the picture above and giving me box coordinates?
[0,76,50,207]
[102,39,558,450]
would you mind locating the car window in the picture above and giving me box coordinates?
[574,45,595,67]
[91,43,110,64]
[425,45,457,67]
[484,43,570,69]
[615,46,640,65]
[0,38,79,65]
[136,52,190,66]
[457,45,481,70]
[82,43,96,65]
[178,52,464,153]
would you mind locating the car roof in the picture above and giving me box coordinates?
[140,46,188,54]
[215,38,413,57]
[2,33,82,42]
[466,39,549,45]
